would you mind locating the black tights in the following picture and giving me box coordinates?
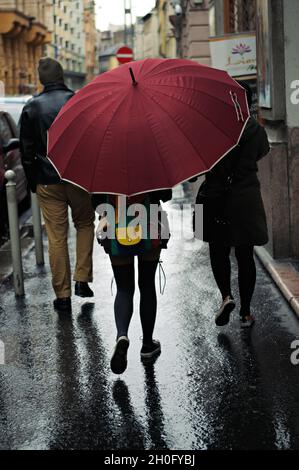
[209,244,256,317]
[111,259,159,346]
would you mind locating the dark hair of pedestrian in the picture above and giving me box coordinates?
[236,80,253,109]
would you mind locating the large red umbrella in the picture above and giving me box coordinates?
[47,58,249,196]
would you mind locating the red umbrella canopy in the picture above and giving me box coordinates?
[47,58,249,196]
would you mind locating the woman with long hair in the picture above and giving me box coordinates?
[92,190,171,374]
[195,82,270,327]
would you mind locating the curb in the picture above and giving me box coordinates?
[255,246,299,318]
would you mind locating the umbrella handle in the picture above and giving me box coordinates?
[230,91,244,122]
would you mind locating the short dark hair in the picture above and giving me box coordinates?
[236,80,253,109]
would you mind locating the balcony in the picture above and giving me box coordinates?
[0,5,50,44]
[0,10,29,37]
[25,21,49,45]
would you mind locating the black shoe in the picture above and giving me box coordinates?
[75,281,94,298]
[140,339,161,359]
[110,336,130,374]
[53,297,71,312]
[215,297,236,326]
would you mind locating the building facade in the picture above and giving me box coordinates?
[255,0,299,260]
[174,0,211,64]
[84,0,98,83]
[135,1,175,60]
[98,26,126,73]
[0,0,51,95]
[209,0,257,114]
[157,0,176,58]
[45,0,86,90]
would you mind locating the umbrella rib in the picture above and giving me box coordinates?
[144,87,237,143]
[146,82,237,110]
[49,93,123,152]
[141,88,223,169]
[137,94,173,187]
[53,88,119,124]
[49,92,125,179]
[143,67,236,86]
[141,63,208,79]
[89,94,130,193]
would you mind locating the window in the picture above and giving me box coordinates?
[54,15,57,24]
[65,40,69,49]
[59,37,63,45]
[70,27,74,34]
[54,34,58,44]
[224,0,256,33]
[59,18,62,27]
[64,23,68,31]
[77,32,80,39]
[71,44,75,51]
[64,5,67,13]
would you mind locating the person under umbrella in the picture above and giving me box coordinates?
[194,81,270,327]
[46,58,251,368]
[92,190,171,374]
[20,58,95,312]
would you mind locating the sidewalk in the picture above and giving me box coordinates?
[255,246,299,318]
[1,189,299,450]
[187,180,299,320]
[0,219,35,284]
[1,189,299,322]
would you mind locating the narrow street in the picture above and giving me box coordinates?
[0,188,299,450]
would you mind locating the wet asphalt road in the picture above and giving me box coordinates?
[0,187,299,450]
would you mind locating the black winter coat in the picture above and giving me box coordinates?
[198,117,270,246]
[20,83,74,192]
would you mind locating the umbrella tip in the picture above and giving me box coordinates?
[129,67,138,86]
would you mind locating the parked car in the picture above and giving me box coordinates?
[0,95,32,128]
[0,110,29,236]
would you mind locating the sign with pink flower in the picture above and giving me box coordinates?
[209,33,256,78]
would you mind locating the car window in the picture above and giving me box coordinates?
[0,114,13,144]
[0,103,23,127]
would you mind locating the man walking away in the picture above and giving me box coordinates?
[20,57,95,312]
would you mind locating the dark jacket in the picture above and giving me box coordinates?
[20,83,74,192]
[198,117,270,246]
